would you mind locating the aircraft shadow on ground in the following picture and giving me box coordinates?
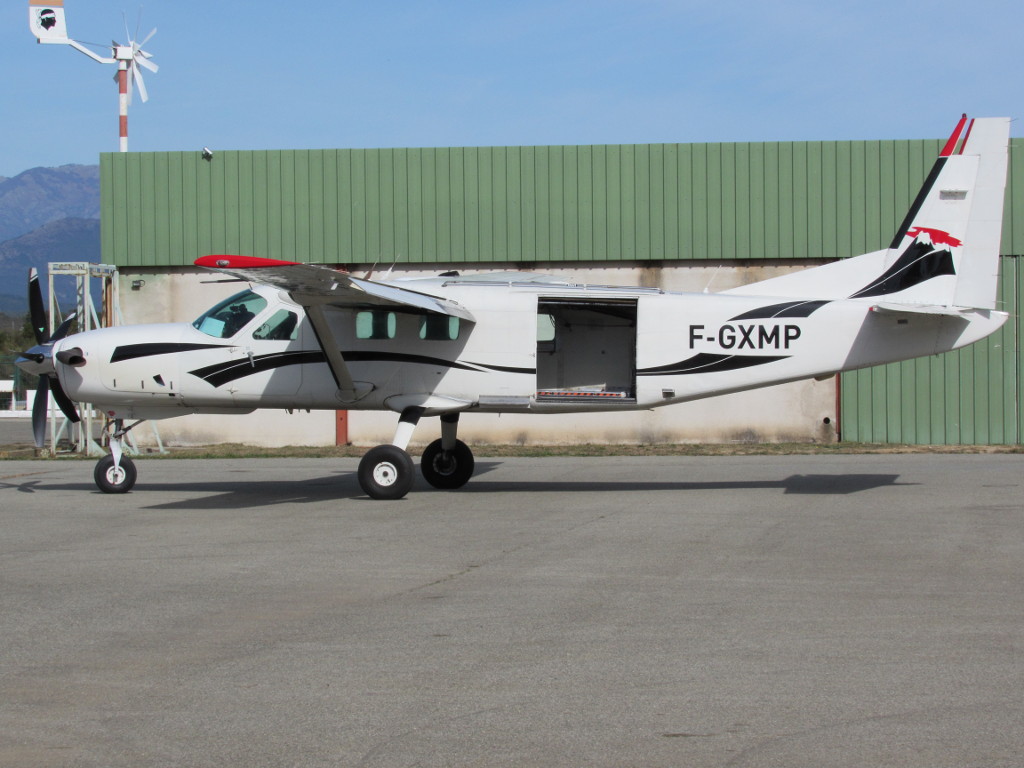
[1,462,909,510]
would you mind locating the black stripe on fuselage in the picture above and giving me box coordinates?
[848,240,955,299]
[889,156,947,249]
[729,300,830,321]
[111,342,228,363]
[638,353,787,376]
[187,350,535,387]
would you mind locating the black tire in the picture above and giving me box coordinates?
[420,439,475,489]
[94,454,137,494]
[358,445,415,500]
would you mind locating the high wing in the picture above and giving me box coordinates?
[195,255,474,402]
[194,255,474,321]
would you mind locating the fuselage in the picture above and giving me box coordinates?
[48,275,1007,422]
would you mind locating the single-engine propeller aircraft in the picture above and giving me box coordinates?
[17,116,1011,499]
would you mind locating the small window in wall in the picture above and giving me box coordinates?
[252,309,299,340]
[356,310,396,339]
[420,314,460,341]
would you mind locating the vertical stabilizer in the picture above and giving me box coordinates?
[723,116,1011,309]
[951,118,1011,309]
[862,115,1010,309]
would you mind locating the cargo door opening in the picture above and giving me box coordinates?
[536,298,636,402]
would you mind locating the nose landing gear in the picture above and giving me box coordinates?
[93,418,142,494]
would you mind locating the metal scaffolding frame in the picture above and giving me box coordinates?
[46,262,164,456]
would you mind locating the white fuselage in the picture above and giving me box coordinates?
[49,277,1006,423]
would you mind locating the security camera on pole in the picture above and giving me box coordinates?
[28,0,158,152]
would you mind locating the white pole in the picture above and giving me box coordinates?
[118,60,129,152]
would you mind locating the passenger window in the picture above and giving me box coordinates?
[537,314,556,341]
[356,310,396,339]
[420,315,460,341]
[253,309,299,341]
[537,313,556,353]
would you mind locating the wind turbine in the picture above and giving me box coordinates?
[28,0,158,151]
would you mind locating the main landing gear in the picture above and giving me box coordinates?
[357,410,474,500]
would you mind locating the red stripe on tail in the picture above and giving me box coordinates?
[940,113,968,157]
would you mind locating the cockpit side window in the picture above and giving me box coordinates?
[253,309,299,341]
[193,290,268,338]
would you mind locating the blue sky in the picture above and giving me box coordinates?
[2,0,1022,178]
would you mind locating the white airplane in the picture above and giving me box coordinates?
[18,115,1010,499]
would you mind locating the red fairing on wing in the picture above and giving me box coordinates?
[195,255,301,269]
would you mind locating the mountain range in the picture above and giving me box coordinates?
[0,164,100,316]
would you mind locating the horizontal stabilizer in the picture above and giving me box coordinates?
[869,303,974,317]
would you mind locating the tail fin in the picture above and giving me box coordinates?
[725,115,1011,310]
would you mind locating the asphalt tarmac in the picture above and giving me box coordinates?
[2,453,1023,767]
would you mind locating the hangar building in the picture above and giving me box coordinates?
[98,132,1024,446]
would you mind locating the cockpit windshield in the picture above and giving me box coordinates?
[192,290,268,338]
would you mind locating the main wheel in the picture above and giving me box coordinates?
[420,439,475,489]
[94,454,137,494]
[358,445,415,500]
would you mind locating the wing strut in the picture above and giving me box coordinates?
[303,303,370,402]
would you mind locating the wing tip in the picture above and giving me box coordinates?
[195,254,301,269]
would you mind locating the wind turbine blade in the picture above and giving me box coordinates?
[133,63,149,103]
[140,27,157,48]
[136,55,158,74]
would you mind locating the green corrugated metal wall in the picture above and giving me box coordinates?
[839,139,1024,444]
[101,139,1024,267]
[100,138,1024,444]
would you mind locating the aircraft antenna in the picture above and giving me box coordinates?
[28,0,158,152]
[703,264,723,293]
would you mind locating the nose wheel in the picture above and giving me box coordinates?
[93,418,143,494]
[94,454,137,493]
[357,445,416,500]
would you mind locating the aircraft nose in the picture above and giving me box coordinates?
[15,344,55,376]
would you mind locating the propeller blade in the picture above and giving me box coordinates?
[28,268,47,345]
[32,376,50,449]
[133,62,149,103]
[139,27,157,48]
[51,312,78,342]
[51,377,81,424]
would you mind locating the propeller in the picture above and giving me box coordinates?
[18,268,81,449]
